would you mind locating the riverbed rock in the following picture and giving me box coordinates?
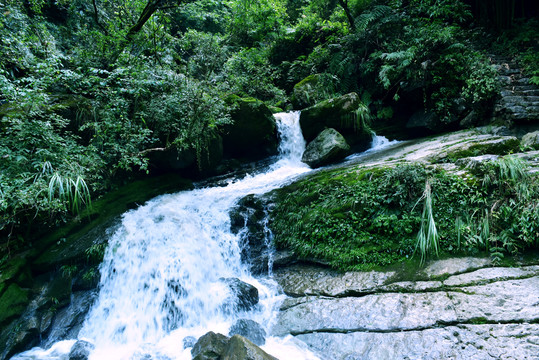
[229,319,266,346]
[222,335,278,360]
[69,340,94,360]
[192,332,278,360]
[192,331,229,360]
[43,290,98,348]
[222,96,278,159]
[271,260,539,360]
[301,128,350,167]
[273,265,395,297]
[406,110,440,131]
[221,278,259,312]
[522,130,539,149]
[295,324,539,360]
[229,194,271,275]
[427,135,520,162]
[299,93,371,147]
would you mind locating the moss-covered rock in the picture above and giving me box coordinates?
[431,136,520,162]
[302,128,351,168]
[0,284,29,326]
[33,174,193,273]
[299,92,371,148]
[222,96,278,159]
[291,74,323,110]
[522,131,539,150]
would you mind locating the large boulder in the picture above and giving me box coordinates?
[229,319,266,346]
[221,278,259,312]
[192,333,278,360]
[290,74,332,110]
[222,96,278,159]
[222,335,278,360]
[406,110,440,131]
[522,130,539,150]
[191,331,229,360]
[301,128,351,168]
[299,92,371,148]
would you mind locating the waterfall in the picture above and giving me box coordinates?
[12,112,316,360]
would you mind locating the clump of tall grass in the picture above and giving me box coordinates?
[48,172,92,214]
[414,179,439,265]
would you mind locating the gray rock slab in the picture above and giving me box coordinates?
[273,265,395,297]
[449,277,539,323]
[422,257,491,278]
[443,265,539,286]
[295,324,539,360]
[272,292,457,336]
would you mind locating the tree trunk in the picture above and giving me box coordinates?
[337,0,356,31]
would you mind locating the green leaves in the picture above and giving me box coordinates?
[414,180,439,265]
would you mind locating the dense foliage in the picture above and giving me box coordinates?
[1,0,537,252]
[270,159,538,270]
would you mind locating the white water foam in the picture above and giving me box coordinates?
[12,112,317,360]
[346,134,400,160]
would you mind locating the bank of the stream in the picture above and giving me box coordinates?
[268,127,539,272]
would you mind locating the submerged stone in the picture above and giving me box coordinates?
[221,278,259,312]
[229,319,266,346]
[69,340,94,360]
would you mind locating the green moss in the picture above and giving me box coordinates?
[32,174,193,273]
[0,284,29,326]
[269,159,539,272]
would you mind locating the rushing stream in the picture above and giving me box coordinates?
[12,112,316,360]
[12,113,398,360]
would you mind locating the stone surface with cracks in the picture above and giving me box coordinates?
[271,258,539,360]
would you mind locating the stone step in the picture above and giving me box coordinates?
[498,68,521,76]
[512,85,537,91]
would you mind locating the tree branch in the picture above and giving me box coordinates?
[92,0,109,35]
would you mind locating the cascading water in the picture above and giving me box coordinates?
[12,112,317,360]
[346,134,400,161]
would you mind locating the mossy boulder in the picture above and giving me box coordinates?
[299,93,371,148]
[222,96,278,159]
[522,131,539,150]
[0,284,29,326]
[291,74,323,110]
[302,128,351,168]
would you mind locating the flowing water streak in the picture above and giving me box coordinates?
[80,111,313,359]
[13,112,314,360]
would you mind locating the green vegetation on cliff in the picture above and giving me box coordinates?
[270,157,538,271]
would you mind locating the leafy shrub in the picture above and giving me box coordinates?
[270,159,538,270]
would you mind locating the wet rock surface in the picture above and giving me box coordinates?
[271,258,539,360]
[229,319,267,346]
[192,332,278,360]
[301,128,351,168]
